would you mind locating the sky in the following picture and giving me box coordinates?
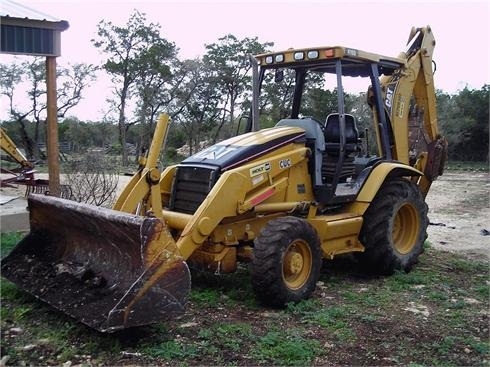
[1,0,489,121]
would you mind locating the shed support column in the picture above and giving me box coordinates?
[46,56,60,197]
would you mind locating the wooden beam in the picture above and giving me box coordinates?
[46,56,60,197]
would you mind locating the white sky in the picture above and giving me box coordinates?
[1,0,489,121]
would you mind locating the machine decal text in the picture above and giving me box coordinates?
[250,162,271,177]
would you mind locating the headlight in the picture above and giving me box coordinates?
[307,50,319,59]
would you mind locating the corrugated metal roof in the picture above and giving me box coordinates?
[0,0,61,22]
[0,0,69,56]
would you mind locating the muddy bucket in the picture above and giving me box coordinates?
[1,194,191,332]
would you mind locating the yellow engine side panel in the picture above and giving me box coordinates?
[284,159,314,202]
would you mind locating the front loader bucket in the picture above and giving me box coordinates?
[1,194,191,332]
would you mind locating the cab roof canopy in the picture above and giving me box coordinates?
[255,46,405,77]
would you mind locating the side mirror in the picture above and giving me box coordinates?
[236,115,251,135]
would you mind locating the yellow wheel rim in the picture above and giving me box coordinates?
[282,239,312,290]
[392,202,420,254]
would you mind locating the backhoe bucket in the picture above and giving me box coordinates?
[1,194,191,332]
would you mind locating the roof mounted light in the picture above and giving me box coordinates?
[265,56,273,64]
[307,50,319,59]
[294,52,304,61]
[346,48,358,57]
[275,54,284,63]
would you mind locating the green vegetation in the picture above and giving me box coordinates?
[1,9,488,167]
[446,161,489,172]
[437,86,489,162]
[253,330,322,365]
[0,232,23,255]
[1,231,488,366]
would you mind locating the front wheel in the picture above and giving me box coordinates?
[250,217,322,307]
[357,178,428,275]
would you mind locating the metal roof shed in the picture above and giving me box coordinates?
[0,0,70,196]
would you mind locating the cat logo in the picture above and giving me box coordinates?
[385,86,394,109]
[250,162,271,177]
[385,81,399,115]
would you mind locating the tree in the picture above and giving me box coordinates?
[134,45,182,153]
[453,85,489,161]
[92,10,177,165]
[0,58,97,160]
[59,117,118,153]
[436,85,489,162]
[57,63,98,117]
[64,152,119,207]
[203,35,273,141]
[301,88,339,119]
[171,59,222,156]
[258,68,297,127]
[0,60,40,159]
[258,70,329,127]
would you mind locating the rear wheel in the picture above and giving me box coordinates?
[357,178,428,274]
[250,217,322,307]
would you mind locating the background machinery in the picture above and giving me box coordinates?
[1,26,446,332]
[1,127,37,189]
[0,127,71,197]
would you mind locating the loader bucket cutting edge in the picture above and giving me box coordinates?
[0,194,191,332]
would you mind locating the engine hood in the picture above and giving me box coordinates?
[180,126,305,171]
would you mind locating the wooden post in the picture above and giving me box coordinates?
[46,56,60,197]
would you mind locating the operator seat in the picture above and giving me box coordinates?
[324,113,359,155]
[322,113,359,181]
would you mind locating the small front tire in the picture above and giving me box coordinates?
[250,217,322,307]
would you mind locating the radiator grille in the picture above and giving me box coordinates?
[169,166,219,214]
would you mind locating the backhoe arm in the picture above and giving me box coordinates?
[381,26,447,196]
[0,127,33,169]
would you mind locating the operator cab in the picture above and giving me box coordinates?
[250,46,404,205]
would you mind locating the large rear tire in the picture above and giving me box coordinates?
[357,178,428,275]
[250,217,322,307]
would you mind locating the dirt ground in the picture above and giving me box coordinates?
[1,169,488,366]
[424,170,490,259]
[2,170,489,258]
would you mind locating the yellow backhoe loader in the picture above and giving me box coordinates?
[1,26,447,332]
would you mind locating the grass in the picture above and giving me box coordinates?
[0,232,24,256]
[445,161,489,171]
[252,330,322,365]
[1,233,489,366]
[143,339,200,360]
